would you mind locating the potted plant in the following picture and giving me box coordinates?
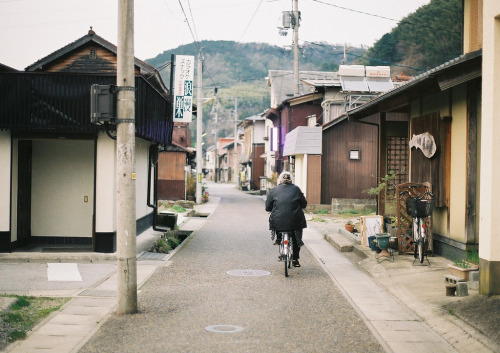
[345,220,355,233]
[364,170,399,231]
[448,250,479,281]
[375,233,392,257]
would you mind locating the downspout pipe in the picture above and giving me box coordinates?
[347,112,381,214]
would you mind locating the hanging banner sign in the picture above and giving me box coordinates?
[172,55,195,123]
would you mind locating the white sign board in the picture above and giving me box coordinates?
[173,55,195,123]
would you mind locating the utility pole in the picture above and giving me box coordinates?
[293,0,300,96]
[214,94,218,183]
[196,52,203,204]
[233,97,238,186]
[116,0,137,315]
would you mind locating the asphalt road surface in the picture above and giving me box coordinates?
[78,183,385,353]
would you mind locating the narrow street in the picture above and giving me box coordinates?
[78,183,385,353]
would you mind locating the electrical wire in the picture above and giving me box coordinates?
[310,0,461,36]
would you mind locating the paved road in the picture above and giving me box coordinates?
[78,183,385,353]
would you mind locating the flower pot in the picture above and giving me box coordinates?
[448,264,479,281]
[345,224,355,233]
[375,233,391,250]
[368,236,376,251]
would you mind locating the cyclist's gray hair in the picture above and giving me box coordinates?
[278,171,293,185]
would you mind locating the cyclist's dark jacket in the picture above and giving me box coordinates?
[265,183,307,231]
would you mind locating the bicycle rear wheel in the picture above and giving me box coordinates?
[412,219,419,259]
[284,253,289,277]
[418,237,425,264]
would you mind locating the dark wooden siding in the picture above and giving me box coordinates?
[289,104,323,129]
[307,155,321,204]
[409,112,446,207]
[252,144,265,189]
[158,152,185,200]
[43,44,120,73]
[321,120,378,203]
[0,72,173,145]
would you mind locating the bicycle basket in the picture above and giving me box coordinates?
[405,198,435,217]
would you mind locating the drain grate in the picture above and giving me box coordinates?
[137,252,169,261]
[226,269,271,277]
[205,325,244,333]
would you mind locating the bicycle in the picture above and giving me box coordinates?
[401,191,435,265]
[277,231,293,277]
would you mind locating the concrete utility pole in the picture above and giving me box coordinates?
[116,0,137,315]
[293,0,300,96]
[196,52,203,204]
[214,91,218,183]
[233,97,238,186]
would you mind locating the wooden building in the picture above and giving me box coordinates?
[0,29,173,253]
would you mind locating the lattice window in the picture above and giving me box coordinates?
[387,136,409,197]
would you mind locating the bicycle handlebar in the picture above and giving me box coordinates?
[399,190,434,200]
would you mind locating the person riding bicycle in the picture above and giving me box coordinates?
[265,171,307,267]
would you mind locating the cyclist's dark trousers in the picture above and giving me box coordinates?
[292,236,300,260]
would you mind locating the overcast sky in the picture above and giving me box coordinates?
[1,0,430,70]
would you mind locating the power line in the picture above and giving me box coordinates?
[310,0,461,36]
[174,0,216,87]
[311,0,399,22]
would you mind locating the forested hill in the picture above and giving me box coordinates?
[145,0,463,144]
[361,0,463,75]
[147,41,365,141]
[148,41,364,90]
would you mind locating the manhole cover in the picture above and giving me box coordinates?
[226,269,271,277]
[205,325,244,333]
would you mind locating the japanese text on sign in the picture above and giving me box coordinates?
[173,55,195,123]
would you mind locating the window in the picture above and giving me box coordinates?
[89,48,97,59]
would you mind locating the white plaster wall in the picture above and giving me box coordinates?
[479,0,500,261]
[264,119,276,179]
[294,154,307,196]
[31,140,94,237]
[135,138,152,219]
[0,131,11,231]
[95,133,116,232]
[253,120,266,143]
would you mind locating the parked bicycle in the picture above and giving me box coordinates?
[400,191,435,265]
[277,231,294,277]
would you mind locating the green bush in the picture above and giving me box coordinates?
[154,238,171,253]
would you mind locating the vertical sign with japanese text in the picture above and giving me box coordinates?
[173,55,195,123]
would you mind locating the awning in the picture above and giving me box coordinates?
[283,126,322,156]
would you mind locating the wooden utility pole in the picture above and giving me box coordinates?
[116,0,137,315]
[233,97,238,185]
[196,52,203,203]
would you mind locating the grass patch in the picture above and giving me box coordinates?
[311,217,326,222]
[0,295,69,348]
[168,205,186,213]
[316,209,328,215]
[338,209,359,215]
[466,248,479,265]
